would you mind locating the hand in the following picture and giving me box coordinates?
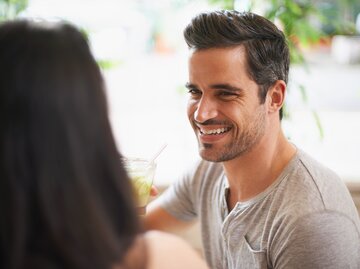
[150,185,159,198]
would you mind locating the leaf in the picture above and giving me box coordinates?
[97,59,122,70]
[0,0,28,20]
[312,110,324,140]
[299,84,308,103]
[285,0,303,16]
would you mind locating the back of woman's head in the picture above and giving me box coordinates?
[0,20,140,269]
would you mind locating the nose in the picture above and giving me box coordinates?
[193,96,218,123]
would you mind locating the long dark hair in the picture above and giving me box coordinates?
[184,10,290,119]
[0,20,141,268]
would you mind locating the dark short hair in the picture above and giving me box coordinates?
[0,20,141,268]
[184,10,289,119]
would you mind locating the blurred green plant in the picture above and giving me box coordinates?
[263,0,324,64]
[0,0,28,20]
[320,0,359,35]
[207,0,360,138]
[97,59,123,70]
[209,0,333,65]
[261,0,325,136]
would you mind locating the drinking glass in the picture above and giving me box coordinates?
[124,158,156,214]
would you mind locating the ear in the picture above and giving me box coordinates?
[267,80,286,114]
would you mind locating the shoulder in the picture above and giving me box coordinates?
[272,211,360,268]
[296,149,341,183]
[291,211,360,244]
[281,149,357,216]
[144,231,208,269]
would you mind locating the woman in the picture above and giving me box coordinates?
[0,20,207,269]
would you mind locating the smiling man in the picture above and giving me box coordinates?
[145,10,360,269]
[186,46,268,164]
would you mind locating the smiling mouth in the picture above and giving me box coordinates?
[199,127,231,135]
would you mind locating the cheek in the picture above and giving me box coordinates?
[187,100,197,118]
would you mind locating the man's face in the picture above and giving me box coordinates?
[186,46,268,162]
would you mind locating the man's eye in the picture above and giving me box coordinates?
[219,92,234,96]
[188,89,202,96]
[218,91,238,99]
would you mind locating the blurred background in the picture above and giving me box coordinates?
[1,0,360,190]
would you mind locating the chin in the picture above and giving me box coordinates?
[198,149,223,163]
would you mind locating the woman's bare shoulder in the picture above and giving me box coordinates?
[144,231,208,269]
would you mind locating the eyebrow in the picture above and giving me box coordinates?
[211,83,242,92]
[185,82,196,89]
[185,82,242,92]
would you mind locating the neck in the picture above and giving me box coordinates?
[223,129,296,210]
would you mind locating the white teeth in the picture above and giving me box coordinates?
[200,127,229,135]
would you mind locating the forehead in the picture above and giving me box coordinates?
[188,46,251,83]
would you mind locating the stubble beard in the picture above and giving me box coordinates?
[197,108,267,162]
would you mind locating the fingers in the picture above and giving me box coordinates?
[150,185,159,197]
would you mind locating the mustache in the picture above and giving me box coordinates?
[193,119,231,126]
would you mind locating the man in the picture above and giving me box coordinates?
[145,10,360,269]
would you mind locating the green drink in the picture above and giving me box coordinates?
[124,158,156,214]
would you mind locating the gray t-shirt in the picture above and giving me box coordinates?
[157,149,360,269]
